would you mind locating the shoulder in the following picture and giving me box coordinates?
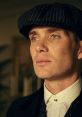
[9,87,43,107]
[7,87,44,117]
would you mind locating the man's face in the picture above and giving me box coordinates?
[29,27,80,80]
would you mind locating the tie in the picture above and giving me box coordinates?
[46,101,69,117]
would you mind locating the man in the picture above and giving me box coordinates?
[7,2,82,117]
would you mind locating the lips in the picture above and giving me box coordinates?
[36,59,51,66]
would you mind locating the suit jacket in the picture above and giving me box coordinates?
[7,86,82,117]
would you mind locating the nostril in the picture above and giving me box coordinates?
[36,43,48,52]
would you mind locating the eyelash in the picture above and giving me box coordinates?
[49,34,61,40]
[29,36,38,41]
[29,33,61,42]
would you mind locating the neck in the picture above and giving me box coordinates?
[44,74,79,94]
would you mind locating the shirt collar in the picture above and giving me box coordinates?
[44,78,82,106]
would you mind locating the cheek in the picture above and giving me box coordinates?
[51,43,73,61]
[30,46,35,60]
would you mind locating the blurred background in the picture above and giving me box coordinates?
[0,0,82,117]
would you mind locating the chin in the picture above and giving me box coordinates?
[35,72,52,79]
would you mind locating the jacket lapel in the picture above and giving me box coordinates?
[65,90,82,117]
[38,98,47,117]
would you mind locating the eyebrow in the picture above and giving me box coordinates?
[29,27,62,36]
[29,31,38,36]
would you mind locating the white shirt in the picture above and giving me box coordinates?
[44,78,82,117]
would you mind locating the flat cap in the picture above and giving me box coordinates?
[18,2,82,39]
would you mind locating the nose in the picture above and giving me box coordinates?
[36,40,48,53]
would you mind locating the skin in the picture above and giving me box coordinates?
[29,26,82,94]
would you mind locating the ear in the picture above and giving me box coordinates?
[77,41,82,59]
